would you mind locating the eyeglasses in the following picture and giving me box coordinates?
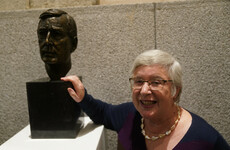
[129,78,172,91]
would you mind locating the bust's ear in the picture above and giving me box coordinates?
[71,36,78,53]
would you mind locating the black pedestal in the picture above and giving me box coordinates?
[26,78,83,139]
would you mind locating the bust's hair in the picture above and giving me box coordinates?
[39,9,67,19]
[130,49,182,103]
[39,9,77,52]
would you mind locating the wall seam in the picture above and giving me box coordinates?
[154,3,157,49]
[28,0,31,9]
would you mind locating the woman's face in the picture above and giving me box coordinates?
[132,65,175,120]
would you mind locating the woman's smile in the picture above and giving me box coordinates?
[140,100,157,106]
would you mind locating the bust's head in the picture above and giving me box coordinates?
[37,9,78,80]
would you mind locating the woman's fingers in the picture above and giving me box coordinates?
[61,75,85,103]
[67,87,81,102]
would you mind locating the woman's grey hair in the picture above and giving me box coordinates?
[130,49,182,103]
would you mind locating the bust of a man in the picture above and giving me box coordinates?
[37,9,78,80]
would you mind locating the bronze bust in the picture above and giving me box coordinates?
[37,9,78,80]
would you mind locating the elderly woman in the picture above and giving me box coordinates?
[61,50,229,150]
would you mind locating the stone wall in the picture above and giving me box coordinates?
[0,0,229,149]
[0,0,186,11]
[0,0,98,11]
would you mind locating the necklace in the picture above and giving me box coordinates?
[141,105,181,141]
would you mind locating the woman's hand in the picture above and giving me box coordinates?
[61,75,85,103]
